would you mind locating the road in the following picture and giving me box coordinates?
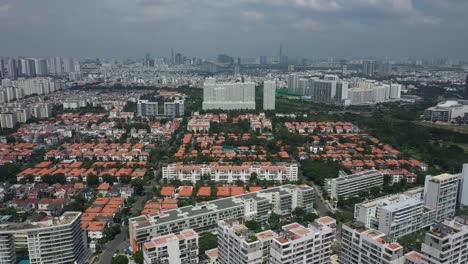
[97,167,161,264]
[303,179,334,217]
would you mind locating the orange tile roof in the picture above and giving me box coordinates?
[160,186,176,197]
[197,187,211,197]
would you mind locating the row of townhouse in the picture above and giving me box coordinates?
[162,163,299,183]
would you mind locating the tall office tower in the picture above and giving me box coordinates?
[416,216,468,264]
[218,218,335,264]
[137,100,158,117]
[143,229,199,264]
[164,100,185,117]
[259,56,267,65]
[202,77,256,110]
[340,223,405,264]
[6,58,18,79]
[287,74,299,94]
[0,212,89,264]
[465,74,468,100]
[424,173,461,223]
[73,59,81,72]
[362,60,375,76]
[175,53,182,65]
[263,80,276,110]
[34,59,48,76]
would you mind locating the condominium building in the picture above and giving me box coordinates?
[162,163,299,183]
[287,74,299,94]
[164,100,184,117]
[202,77,255,110]
[263,80,276,110]
[340,222,405,264]
[218,217,335,264]
[310,76,349,105]
[270,221,334,264]
[325,170,384,200]
[137,100,158,117]
[413,216,468,264]
[129,185,314,251]
[424,173,460,223]
[355,173,460,238]
[217,220,277,264]
[459,163,468,206]
[143,229,198,264]
[0,212,89,264]
[0,112,17,128]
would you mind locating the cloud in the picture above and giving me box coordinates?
[241,11,265,21]
[292,18,320,31]
[0,2,11,16]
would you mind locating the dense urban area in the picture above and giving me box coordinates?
[0,50,468,264]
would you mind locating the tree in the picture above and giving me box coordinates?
[199,232,217,254]
[268,213,281,230]
[112,255,128,264]
[120,175,131,184]
[132,251,144,264]
[245,220,262,232]
[131,179,145,196]
[292,207,306,222]
[370,186,381,197]
[87,174,99,186]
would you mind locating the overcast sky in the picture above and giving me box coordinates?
[0,0,467,59]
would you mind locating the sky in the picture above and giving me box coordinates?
[0,0,467,59]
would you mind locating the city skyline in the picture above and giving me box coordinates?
[0,0,467,58]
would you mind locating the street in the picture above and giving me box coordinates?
[96,167,161,264]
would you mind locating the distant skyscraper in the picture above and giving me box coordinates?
[287,74,299,94]
[175,53,182,65]
[378,63,391,76]
[171,48,174,65]
[263,80,276,110]
[362,61,375,76]
[6,59,18,79]
[34,59,48,76]
[217,54,233,64]
[465,74,468,100]
[0,59,4,79]
[259,56,267,65]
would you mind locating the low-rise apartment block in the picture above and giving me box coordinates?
[129,184,314,251]
[162,163,298,183]
[326,170,384,200]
